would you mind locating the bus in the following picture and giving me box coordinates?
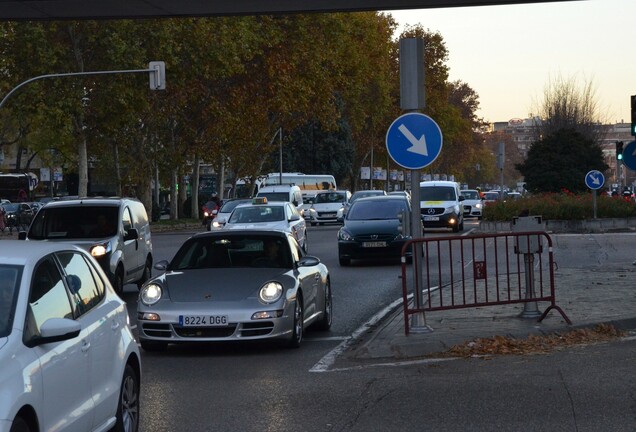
[0,173,38,202]
[234,173,336,199]
[262,173,336,193]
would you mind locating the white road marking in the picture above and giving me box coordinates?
[310,296,409,373]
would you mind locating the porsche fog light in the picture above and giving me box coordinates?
[259,282,283,304]
[140,283,163,306]
[252,310,284,320]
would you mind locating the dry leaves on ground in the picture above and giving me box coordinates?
[441,324,625,358]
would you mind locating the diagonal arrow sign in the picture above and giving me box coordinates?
[398,124,428,156]
[589,174,601,186]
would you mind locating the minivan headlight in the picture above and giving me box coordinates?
[140,283,163,305]
[90,241,112,257]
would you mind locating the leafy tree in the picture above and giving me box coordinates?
[516,128,608,193]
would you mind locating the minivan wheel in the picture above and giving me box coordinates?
[136,258,152,289]
[10,416,31,432]
[113,266,125,296]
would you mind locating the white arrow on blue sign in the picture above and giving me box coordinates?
[621,140,636,171]
[386,112,443,170]
[585,170,605,190]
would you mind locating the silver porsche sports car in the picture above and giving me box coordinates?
[137,229,331,350]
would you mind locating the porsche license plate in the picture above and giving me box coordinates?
[179,315,228,327]
[362,241,387,248]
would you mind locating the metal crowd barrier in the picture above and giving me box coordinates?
[400,231,571,335]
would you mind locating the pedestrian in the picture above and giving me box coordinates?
[0,206,5,233]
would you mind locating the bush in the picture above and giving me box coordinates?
[482,191,636,221]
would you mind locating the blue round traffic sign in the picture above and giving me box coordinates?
[585,170,605,190]
[386,113,443,170]
[622,140,636,171]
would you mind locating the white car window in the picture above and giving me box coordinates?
[58,252,104,316]
[28,256,73,339]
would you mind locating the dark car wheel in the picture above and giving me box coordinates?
[114,364,140,432]
[136,258,152,289]
[288,294,304,348]
[314,281,332,331]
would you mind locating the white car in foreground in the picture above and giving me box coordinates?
[0,241,141,432]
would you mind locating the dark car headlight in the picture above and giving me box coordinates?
[140,283,163,306]
[338,228,353,241]
[259,282,283,304]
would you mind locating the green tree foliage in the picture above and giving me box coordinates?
[0,13,485,216]
[516,128,608,193]
[397,25,487,183]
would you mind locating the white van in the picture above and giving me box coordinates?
[19,197,153,295]
[256,184,304,213]
[419,181,465,232]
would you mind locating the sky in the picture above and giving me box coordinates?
[388,0,635,124]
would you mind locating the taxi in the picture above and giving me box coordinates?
[222,197,308,252]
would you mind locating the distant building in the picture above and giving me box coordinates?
[488,118,634,188]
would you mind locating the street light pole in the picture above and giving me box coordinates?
[278,127,283,185]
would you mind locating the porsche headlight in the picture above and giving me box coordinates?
[140,283,163,306]
[259,282,283,304]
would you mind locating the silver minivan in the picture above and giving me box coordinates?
[19,197,153,295]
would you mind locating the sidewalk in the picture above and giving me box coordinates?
[343,266,636,361]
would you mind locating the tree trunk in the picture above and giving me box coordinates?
[78,134,88,197]
[192,155,200,219]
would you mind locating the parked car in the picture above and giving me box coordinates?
[209,198,251,230]
[137,229,331,350]
[482,191,502,206]
[18,197,153,295]
[223,198,308,252]
[0,240,141,432]
[308,190,351,226]
[460,189,483,219]
[1,202,34,231]
[419,181,465,232]
[337,195,412,266]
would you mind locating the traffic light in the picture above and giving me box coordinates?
[631,95,636,136]
[616,141,624,160]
